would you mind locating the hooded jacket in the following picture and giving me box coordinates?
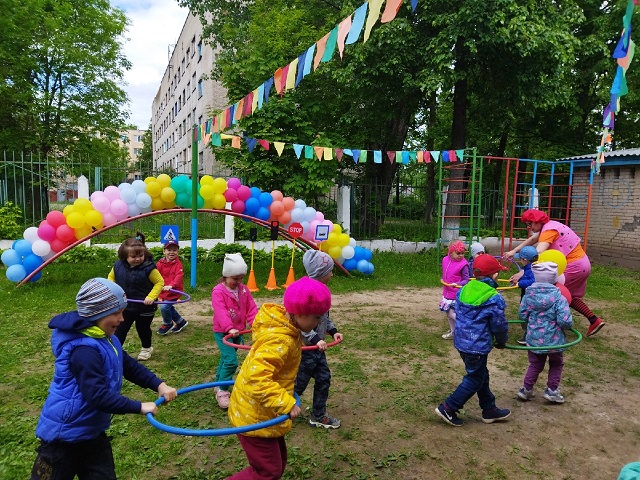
[228,303,300,437]
[453,279,508,355]
[519,282,574,353]
[35,311,163,442]
[211,282,257,333]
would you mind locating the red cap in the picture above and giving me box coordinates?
[472,254,508,277]
[521,209,549,224]
[164,240,179,248]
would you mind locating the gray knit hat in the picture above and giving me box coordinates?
[470,242,485,257]
[222,253,248,277]
[76,278,127,322]
[303,250,334,279]
[532,261,558,285]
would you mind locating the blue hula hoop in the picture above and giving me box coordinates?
[146,380,301,436]
[127,288,191,305]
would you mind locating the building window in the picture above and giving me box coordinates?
[192,73,196,91]
[191,36,196,56]
[197,40,203,61]
[134,135,143,142]
[133,148,143,155]
[198,79,203,98]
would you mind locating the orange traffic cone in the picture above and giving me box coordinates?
[282,266,296,288]
[246,269,259,292]
[265,268,280,291]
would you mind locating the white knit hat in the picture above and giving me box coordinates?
[532,261,558,284]
[222,253,248,277]
[76,278,127,322]
[470,242,485,257]
[303,250,334,279]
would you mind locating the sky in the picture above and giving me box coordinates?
[113,0,189,129]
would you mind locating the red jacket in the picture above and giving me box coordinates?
[156,257,184,301]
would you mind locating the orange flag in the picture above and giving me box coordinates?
[381,0,402,23]
[337,16,352,58]
[314,32,330,70]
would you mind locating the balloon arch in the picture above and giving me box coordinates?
[2,174,375,284]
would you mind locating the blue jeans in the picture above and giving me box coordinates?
[213,332,245,391]
[159,304,184,327]
[294,350,331,418]
[445,352,496,413]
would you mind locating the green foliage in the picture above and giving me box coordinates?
[0,202,24,239]
[54,245,117,264]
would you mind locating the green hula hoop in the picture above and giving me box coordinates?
[504,320,583,351]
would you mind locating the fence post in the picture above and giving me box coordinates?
[337,184,351,232]
[224,202,235,243]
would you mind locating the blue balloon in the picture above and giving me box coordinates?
[14,240,33,257]
[29,271,43,282]
[356,259,369,273]
[366,262,375,275]
[259,192,273,207]
[363,248,373,261]
[353,246,366,261]
[343,258,358,271]
[1,249,22,267]
[249,187,262,199]
[255,207,271,221]
[245,197,260,213]
[22,253,43,273]
[6,264,27,282]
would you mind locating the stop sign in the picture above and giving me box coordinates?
[288,222,304,239]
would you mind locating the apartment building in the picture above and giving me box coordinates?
[152,12,229,176]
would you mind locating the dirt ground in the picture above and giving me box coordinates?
[177,287,639,480]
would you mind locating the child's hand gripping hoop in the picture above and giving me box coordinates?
[503,320,583,350]
[222,329,343,351]
[146,380,301,436]
[442,256,521,291]
[125,289,191,305]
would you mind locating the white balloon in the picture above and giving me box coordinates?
[131,179,147,194]
[349,237,357,248]
[303,207,317,222]
[23,227,40,243]
[127,203,141,217]
[294,199,306,210]
[31,239,51,257]
[118,182,131,191]
[136,192,152,208]
[120,187,137,204]
[342,245,355,259]
[290,208,304,223]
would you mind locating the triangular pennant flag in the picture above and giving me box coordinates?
[293,144,304,158]
[279,64,290,95]
[449,150,457,162]
[324,147,333,160]
[364,0,384,43]
[264,77,274,103]
[258,139,270,150]
[211,133,222,147]
[304,145,314,159]
[381,0,402,23]
[285,58,298,91]
[335,148,344,161]
[235,100,244,120]
[408,151,417,163]
[313,146,324,160]
[213,115,219,133]
[387,151,396,163]
[431,151,441,163]
[231,136,241,149]
[220,133,233,140]
[455,149,465,162]
[243,93,253,117]
[374,150,382,163]
[203,132,211,144]
[442,150,450,162]
[346,3,367,45]
[321,26,339,63]
[228,105,236,126]
[352,149,361,163]
[343,148,353,156]
[205,119,212,134]
[303,44,315,76]
[424,150,431,163]
[359,150,368,163]
[618,39,635,69]
[401,151,409,164]
[417,151,424,163]
[410,0,418,11]
[314,32,330,70]
[274,67,284,95]
[274,142,285,156]
[396,150,402,163]
[245,137,258,153]
[257,83,265,109]
[624,0,635,27]
[296,51,307,87]
[337,16,352,58]
[251,88,259,113]
[613,27,632,58]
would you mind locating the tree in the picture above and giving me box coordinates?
[138,125,154,178]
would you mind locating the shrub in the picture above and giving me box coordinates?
[0,202,24,239]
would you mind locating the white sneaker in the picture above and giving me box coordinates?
[215,387,230,409]
[441,330,453,340]
[137,347,153,361]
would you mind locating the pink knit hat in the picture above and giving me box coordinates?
[283,276,331,315]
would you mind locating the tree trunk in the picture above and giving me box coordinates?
[424,92,437,224]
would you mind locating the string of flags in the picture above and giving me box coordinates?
[594,0,637,174]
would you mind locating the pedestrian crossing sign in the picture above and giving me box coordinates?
[161,225,179,244]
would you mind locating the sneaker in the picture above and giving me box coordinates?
[481,407,511,424]
[309,414,341,429]
[137,347,153,361]
[517,335,527,346]
[171,320,188,334]
[441,330,453,340]
[586,317,605,337]
[543,387,565,404]
[214,387,230,409]
[156,324,172,335]
[435,403,463,427]
[517,387,535,401]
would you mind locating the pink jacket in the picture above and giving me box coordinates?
[541,220,582,257]
[211,282,258,333]
[441,255,470,300]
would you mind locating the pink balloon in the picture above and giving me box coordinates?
[103,185,121,202]
[56,224,76,242]
[227,177,242,190]
[110,199,128,216]
[223,188,238,202]
[37,221,56,242]
[101,211,117,227]
[50,237,68,253]
[90,191,104,202]
[271,190,284,202]
[323,219,334,232]
[270,201,285,216]
[315,211,325,222]
[236,185,251,201]
[309,220,320,237]
[92,195,111,213]
[46,210,66,228]
[231,199,245,213]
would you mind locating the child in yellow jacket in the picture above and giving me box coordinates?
[227,276,332,480]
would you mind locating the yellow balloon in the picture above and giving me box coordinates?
[212,177,227,194]
[338,233,350,247]
[84,210,103,227]
[150,196,165,211]
[146,181,162,197]
[326,232,339,246]
[156,173,171,188]
[538,249,567,276]
[63,205,75,217]
[328,245,343,259]
[73,198,92,214]
[160,187,176,203]
[212,193,226,209]
[66,212,86,229]
[200,175,214,186]
[333,224,342,235]
[200,184,215,200]
[144,176,157,184]
[74,225,92,240]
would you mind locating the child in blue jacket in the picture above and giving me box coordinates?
[435,254,511,427]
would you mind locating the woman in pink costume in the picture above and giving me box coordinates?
[505,209,605,337]
[440,240,471,339]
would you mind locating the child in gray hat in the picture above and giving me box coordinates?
[294,249,344,429]
[31,278,177,480]
[517,262,573,404]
